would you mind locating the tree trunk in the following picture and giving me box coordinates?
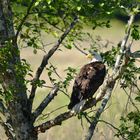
[0,0,37,139]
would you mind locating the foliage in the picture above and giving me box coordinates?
[0,0,140,140]
[116,93,140,140]
[101,47,119,67]
[131,25,140,40]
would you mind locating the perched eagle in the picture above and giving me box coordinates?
[68,52,106,110]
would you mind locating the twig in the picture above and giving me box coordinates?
[42,85,70,98]
[43,42,56,47]
[132,81,140,92]
[37,105,67,121]
[28,17,78,112]
[40,15,64,32]
[15,0,36,41]
[123,87,139,113]
[125,39,140,59]
[73,43,87,55]
[98,120,119,132]
[32,85,59,122]
[124,85,133,113]
[49,62,62,79]
[98,120,127,140]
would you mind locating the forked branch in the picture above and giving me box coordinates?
[28,17,78,112]
[35,98,97,132]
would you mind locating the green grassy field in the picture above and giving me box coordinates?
[1,19,140,140]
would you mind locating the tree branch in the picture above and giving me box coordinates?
[114,14,134,73]
[35,98,97,132]
[123,87,139,113]
[0,0,15,45]
[84,12,136,140]
[36,105,67,122]
[32,85,59,122]
[84,81,115,140]
[73,43,88,55]
[28,17,78,112]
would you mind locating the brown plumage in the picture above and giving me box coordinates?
[68,61,106,109]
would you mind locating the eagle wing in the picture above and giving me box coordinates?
[68,62,106,109]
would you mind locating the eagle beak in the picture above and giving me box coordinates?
[86,54,93,60]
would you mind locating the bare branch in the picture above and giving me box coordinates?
[32,85,59,122]
[125,40,140,59]
[123,88,139,113]
[36,105,67,122]
[35,98,97,132]
[28,17,78,112]
[98,120,127,140]
[42,85,70,98]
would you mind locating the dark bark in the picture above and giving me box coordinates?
[0,0,37,139]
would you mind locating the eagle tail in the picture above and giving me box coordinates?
[68,100,86,113]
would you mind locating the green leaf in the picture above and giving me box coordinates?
[46,0,51,4]
[131,25,140,40]
[34,1,41,6]
[65,44,72,49]
[77,6,81,11]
